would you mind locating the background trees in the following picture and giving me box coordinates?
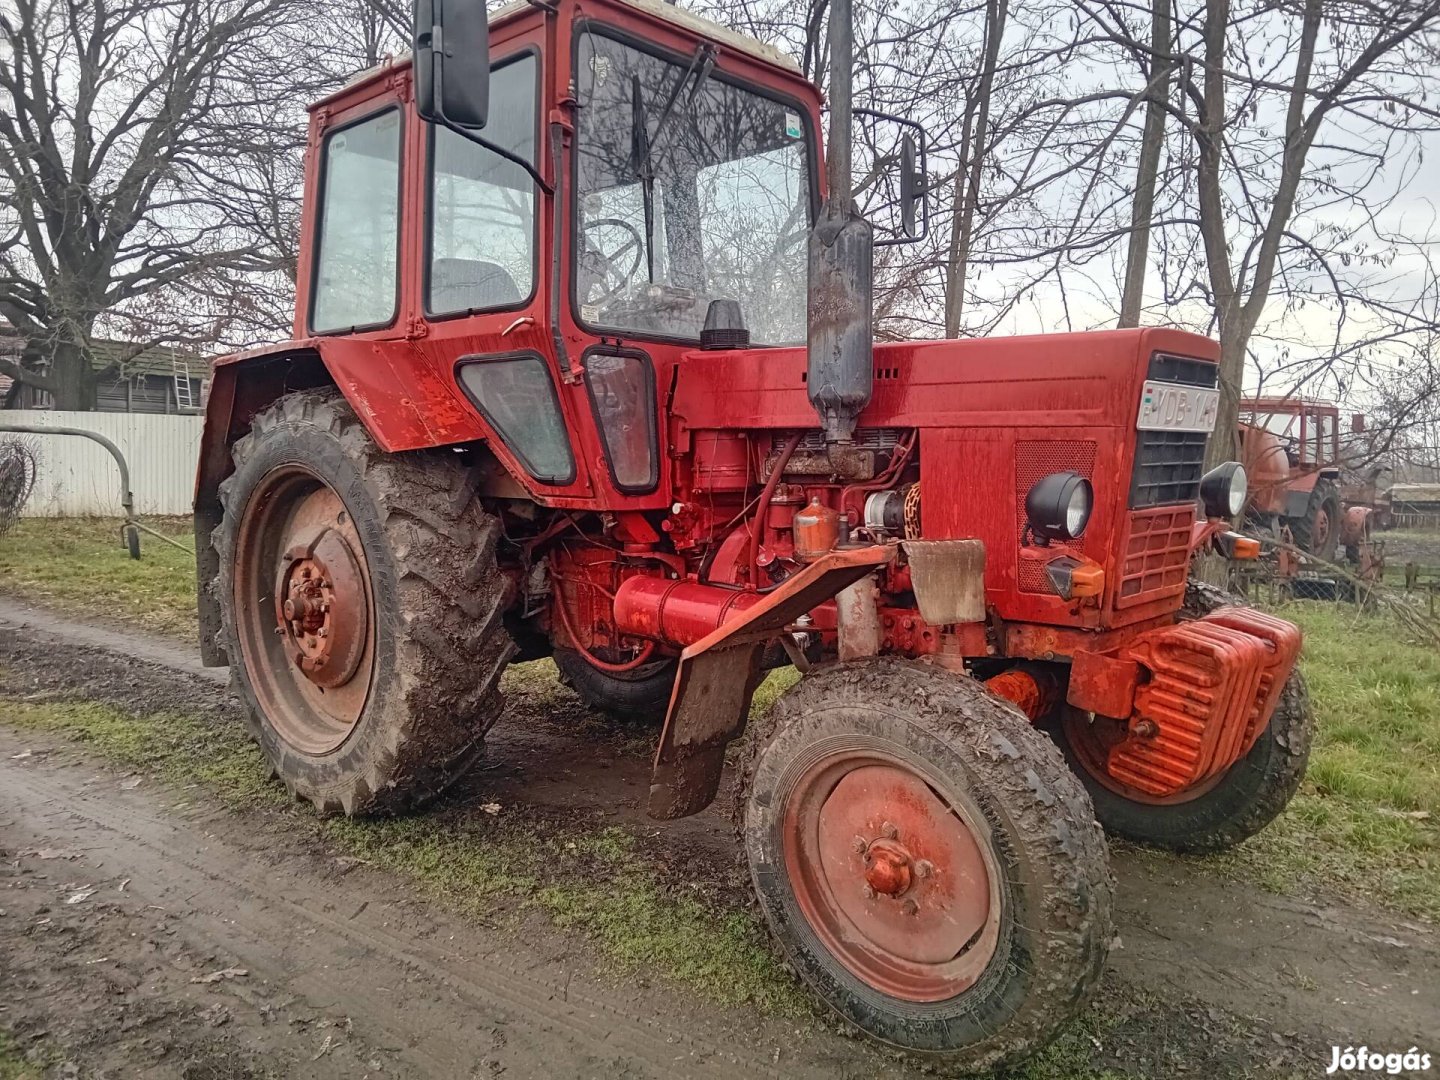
[0,0,1435,462]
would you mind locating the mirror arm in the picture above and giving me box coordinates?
[436,115,553,196]
[853,107,930,247]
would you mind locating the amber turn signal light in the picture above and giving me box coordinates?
[1044,555,1105,600]
[1215,531,1261,560]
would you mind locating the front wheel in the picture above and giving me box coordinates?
[1054,580,1314,852]
[743,659,1111,1072]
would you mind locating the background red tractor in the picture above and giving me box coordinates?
[192,0,1312,1068]
[1239,396,1381,564]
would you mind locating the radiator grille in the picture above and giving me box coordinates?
[1129,354,1218,509]
[1116,505,1193,608]
[1016,440,1096,593]
[1129,429,1209,508]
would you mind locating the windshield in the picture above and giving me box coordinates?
[574,29,812,345]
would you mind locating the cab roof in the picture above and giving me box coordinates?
[320,0,800,110]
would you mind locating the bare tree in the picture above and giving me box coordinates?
[0,0,318,408]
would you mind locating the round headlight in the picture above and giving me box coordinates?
[1025,471,1094,544]
[1200,462,1247,519]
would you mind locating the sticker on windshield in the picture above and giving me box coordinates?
[784,112,802,139]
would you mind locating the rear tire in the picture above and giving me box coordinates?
[214,389,515,815]
[1290,478,1341,562]
[1054,581,1314,852]
[552,648,676,724]
[743,659,1111,1072]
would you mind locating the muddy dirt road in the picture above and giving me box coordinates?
[2,599,1437,1078]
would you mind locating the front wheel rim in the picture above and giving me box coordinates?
[781,746,1004,1003]
[233,465,376,756]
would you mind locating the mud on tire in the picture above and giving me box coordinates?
[213,389,515,815]
[1054,580,1314,853]
[742,658,1112,1072]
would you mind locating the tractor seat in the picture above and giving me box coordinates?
[430,258,522,313]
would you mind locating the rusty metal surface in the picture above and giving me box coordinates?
[647,545,896,819]
[902,539,985,625]
[233,466,376,757]
[781,750,1001,1002]
[1066,648,1140,719]
[835,574,882,661]
[984,666,1059,722]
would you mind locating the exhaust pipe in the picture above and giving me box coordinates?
[806,0,873,458]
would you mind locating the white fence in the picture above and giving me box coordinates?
[3,411,202,517]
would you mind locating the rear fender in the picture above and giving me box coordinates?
[194,339,528,665]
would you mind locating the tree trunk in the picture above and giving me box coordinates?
[943,0,1008,337]
[46,335,97,411]
[1118,0,1172,328]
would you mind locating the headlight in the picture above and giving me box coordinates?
[1025,471,1093,544]
[1199,462,1247,518]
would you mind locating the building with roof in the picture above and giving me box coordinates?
[0,323,206,413]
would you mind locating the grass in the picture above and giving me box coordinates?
[0,1032,42,1080]
[0,691,806,1016]
[0,516,195,639]
[1202,599,1440,920]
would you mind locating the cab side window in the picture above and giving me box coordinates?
[311,109,403,333]
[428,54,539,315]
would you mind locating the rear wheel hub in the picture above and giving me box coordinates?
[233,466,376,756]
[277,533,367,689]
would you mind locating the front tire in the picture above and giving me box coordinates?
[1055,581,1314,852]
[214,389,516,815]
[743,659,1111,1072]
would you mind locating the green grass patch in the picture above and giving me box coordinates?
[1200,600,1440,920]
[0,693,805,1014]
[0,1031,44,1080]
[0,516,196,639]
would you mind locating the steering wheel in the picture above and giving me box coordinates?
[580,217,646,306]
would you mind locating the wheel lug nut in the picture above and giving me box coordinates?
[915,860,933,879]
[852,836,867,854]
[881,821,898,840]
[902,898,918,916]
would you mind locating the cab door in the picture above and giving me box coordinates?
[408,31,595,501]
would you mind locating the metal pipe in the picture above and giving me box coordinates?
[826,0,853,210]
[748,432,803,587]
[0,421,194,558]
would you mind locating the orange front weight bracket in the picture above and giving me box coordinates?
[647,545,897,820]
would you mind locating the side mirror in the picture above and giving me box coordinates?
[851,108,928,246]
[414,0,490,129]
[898,132,923,239]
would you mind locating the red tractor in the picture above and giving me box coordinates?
[193,0,1311,1068]
[1240,396,1376,563]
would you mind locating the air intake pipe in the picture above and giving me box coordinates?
[806,0,873,456]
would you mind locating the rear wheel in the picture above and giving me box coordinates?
[1290,478,1341,562]
[743,659,1111,1072]
[1055,581,1314,852]
[214,389,515,815]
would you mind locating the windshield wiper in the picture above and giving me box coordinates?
[628,44,717,283]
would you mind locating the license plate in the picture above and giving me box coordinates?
[1136,380,1220,433]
